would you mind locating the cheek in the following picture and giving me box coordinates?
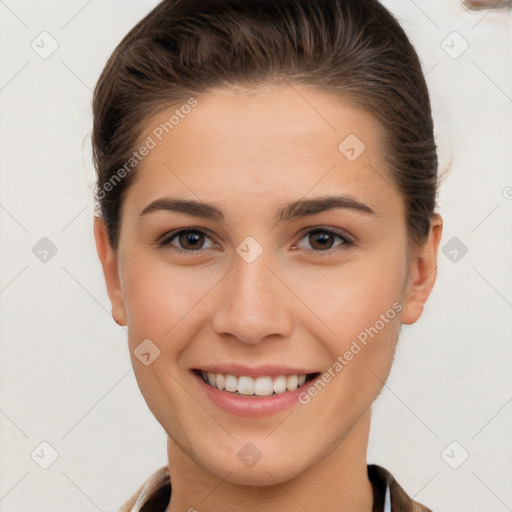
[286,246,407,346]
[120,254,218,347]
[299,268,402,433]
[119,256,208,428]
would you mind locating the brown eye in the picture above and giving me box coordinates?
[296,228,351,252]
[177,231,205,250]
[309,230,335,250]
[159,229,217,252]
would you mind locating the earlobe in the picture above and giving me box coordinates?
[401,214,443,325]
[93,216,127,326]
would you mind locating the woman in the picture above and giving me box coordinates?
[92,0,443,510]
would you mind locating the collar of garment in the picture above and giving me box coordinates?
[118,464,433,512]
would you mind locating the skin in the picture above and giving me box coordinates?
[94,84,443,512]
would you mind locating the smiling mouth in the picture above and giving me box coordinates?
[195,370,320,396]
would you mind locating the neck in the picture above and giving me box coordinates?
[165,409,374,512]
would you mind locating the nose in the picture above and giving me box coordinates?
[212,248,294,345]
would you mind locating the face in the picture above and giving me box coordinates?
[95,85,442,486]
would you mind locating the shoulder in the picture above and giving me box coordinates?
[117,466,171,512]
[368,464,434,512]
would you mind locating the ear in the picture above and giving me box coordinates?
[401,213,443,325]
[93,216,127,326]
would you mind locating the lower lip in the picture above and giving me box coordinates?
[193,372,315,418]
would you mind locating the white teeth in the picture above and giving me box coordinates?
[286,374,299,391]
[224,374,238,392]
[200,371,309,395]
[254,376,274,396]
[216,373,225,390]
[273,375,287,394]
[238,376,255,395]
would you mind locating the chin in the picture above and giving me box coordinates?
[184,435,319,487]
[208,453,310,486]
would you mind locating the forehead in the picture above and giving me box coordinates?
[124,85,402,221]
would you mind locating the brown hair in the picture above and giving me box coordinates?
[92,0,439,252]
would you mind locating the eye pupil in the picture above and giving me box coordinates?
[180,231,204,249]
[309,230,333,250]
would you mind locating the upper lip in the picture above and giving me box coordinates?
[192,364,318,377]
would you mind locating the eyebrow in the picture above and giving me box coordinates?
[139,195,376,223]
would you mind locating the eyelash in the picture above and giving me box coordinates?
[158,227,353,255]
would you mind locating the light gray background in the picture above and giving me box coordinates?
[0,1,511,511]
